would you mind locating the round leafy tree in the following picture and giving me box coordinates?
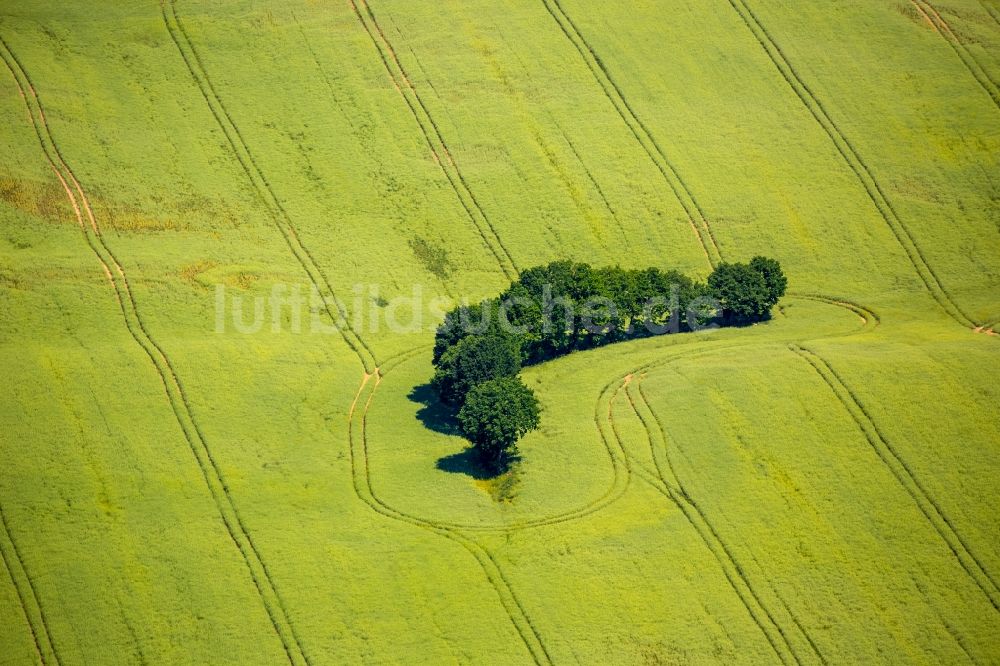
[457,376,541,471]
[431,333,522,406]
[433,299,498,364]
[749,255,788,306]
[708,261,771,323]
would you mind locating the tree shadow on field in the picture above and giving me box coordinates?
[436,447,521,483]
[409,382,517,482]
[435,447,493,480]
[408,382,461,436]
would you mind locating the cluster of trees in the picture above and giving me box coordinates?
[431,257,786,473]
[431,331,539,471]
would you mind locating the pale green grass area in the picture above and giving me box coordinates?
[0,0,998,663]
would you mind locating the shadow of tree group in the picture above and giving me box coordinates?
[409,381,518,480]
[435,447,494,480]
[408,382,461,436]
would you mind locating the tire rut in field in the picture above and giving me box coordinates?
[726,0,981,331]
[359,350,631,534]
[595,296,880,664]
[346,0,520,281]
[162,0,378,374]
[0,503,61,666]
[550,119,633,252]
[162,3,552,657]
[910,0,1000,110]
[291,12,465,302]
[347,349,553,666]
[0,36,311,666]
[622,365,816,666]
[540,0,722,268]
[789,344,1000,612]
[986,3,1000,30]
[487,25,633,252]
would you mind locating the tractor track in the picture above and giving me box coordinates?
[726,0,981,331]
[164,3,552,657]
[987,3,1000,29]
[0,35,312,666]
[356,295,868,661]
[0,503,61,666]
[491,22,634,254]
[624,359,817,666]
[540,0,722,268]
[162,0,377,373]
[488,24,633,252]
[290,14,459,301]
[360,294,873,537]
[346,0,520,281]
[357,349,632,533]
[348,348,552,665]
[551,119,632,251]
[910,0,1000,110]
[592,295,880,664]
[789,344,1000,612]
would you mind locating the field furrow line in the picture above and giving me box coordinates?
[986,3,1000,29]
[162,0,377,373]
[485,24,633,253]
[0,37,312,666]
[170,2,546,648]
[0,503,60,666]
[590,296,880,663]
[551,120,632,251]
[727,0,980,330]
[624,374,816,665]
[354,349,631,534]
[611,378,803,664]
[290,16,460,300]
[789,344,1000,611]
[540,0,722,268]
[347,0,520,281]
[911,0,1000,109]
[347,358,553,665]
[747,550,829,666]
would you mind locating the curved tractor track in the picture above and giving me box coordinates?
[358,295,871,665]
[601,295,877,666]
[346,0,520,281]
[348,348,553,666]
[162,2,556,660]
[0,503,61,666]
[910,0,1000,110]
[606,293,996,661]
[359,349,633,534]
[0,36,311,666]
[540,0,722,268]
[726,0,982,331]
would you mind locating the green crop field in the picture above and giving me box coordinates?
[1,0,999,663]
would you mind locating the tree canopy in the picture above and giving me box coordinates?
[429,257,786,475]
[457,377,541,471]
[708,257,787,323]
[431,333,522,406]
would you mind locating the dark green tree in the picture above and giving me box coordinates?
[433,299,507,364]
[708,262,771,323]
[457,376,541,471]
[749,256,787,307]
[431,333,522,405]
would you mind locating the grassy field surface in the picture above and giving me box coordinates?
[0,0,998,663]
